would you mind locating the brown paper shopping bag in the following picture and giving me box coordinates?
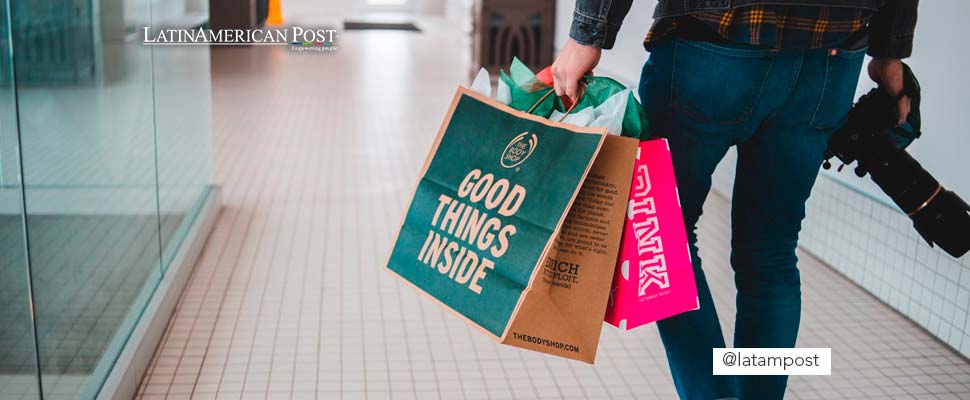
[385,87,637,363]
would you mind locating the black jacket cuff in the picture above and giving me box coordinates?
[568,10,620,49]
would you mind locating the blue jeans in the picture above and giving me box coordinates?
[638,38,865,400]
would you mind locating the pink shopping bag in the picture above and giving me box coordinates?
[604,138,699,331]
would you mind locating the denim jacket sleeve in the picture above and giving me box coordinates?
[868,0,919,59]
[568,0,634,49]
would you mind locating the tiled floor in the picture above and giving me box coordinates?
[0,214,184,400]
[0,215,183,400]
[0,215,183,373]
[136,17,970,400]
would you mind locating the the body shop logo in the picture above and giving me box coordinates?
[501,132,537,169]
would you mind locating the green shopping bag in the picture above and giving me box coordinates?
[385,87,638,363]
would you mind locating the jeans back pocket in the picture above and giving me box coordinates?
[670,40,776,125]
[809,47,867,130]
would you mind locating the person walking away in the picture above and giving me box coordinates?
[552,1,918,399]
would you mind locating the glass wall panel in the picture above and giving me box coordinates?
[151,0,213,269]
[0,0,42,397]
[9,0,163,398]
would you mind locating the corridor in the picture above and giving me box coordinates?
[133,17,970,400]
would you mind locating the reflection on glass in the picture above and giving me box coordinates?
[1,0,212,397]
[0,0,42,398]
[11,0,162,397]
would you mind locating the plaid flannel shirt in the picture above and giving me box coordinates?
[645,5,873,50]
[570,0,918,58]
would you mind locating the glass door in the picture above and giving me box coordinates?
[0,0,43,397]
[364,0,415,13]
[0,0,213,397]
[9,0,163,397]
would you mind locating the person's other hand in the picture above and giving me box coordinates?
[868,58,911,126]
[552,39,601,102]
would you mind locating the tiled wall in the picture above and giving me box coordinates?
[711,149,970,359]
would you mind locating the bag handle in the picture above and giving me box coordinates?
[525,81,587,123]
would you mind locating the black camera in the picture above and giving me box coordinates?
[823,63,970,258]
